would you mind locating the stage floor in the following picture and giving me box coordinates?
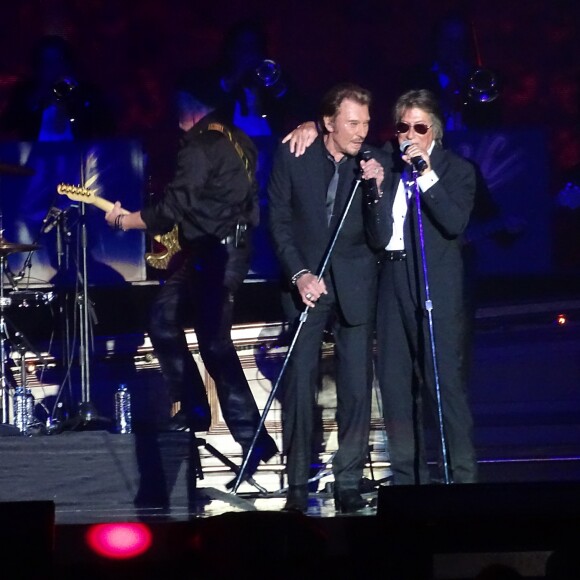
[2,289,580,579]
[0,412,577,580]
[1,428,579,525]
[46,453,580,580]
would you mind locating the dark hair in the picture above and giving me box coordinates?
[175,67,226,109]
[318,83,372,134]
[393,89,444,143]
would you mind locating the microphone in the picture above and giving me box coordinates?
[4,266,22,289]
[42,207,64,234]
[359,149,382,203]
[400,140,428,174]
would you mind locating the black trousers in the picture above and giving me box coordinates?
[148,239,276,453]
[282,283,374,491]
[376,260,478,484]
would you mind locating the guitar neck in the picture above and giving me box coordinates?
[56,183,116,213]
[90,197,115,213]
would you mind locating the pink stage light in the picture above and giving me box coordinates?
[86,523,153,559]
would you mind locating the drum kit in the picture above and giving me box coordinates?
[0,160,54,434]
[0,235,47,433]
[1,158,107,435]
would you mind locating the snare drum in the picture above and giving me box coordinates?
[6,290,55,308]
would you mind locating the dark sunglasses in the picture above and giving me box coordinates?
[395,122,432,135]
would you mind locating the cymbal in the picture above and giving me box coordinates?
[0,162,35,176]
[0,236,40,256]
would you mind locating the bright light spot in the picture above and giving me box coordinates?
[86,523,153,559]
[556,313,567,325]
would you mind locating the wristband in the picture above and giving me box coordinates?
[291,268,310,286]
[114,214,126,231]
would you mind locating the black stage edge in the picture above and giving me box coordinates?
[49,485,580,580]
[55,511,346,580]
[376,482,580,578]
[0,500,55,562]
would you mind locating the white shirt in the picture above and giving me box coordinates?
[386,143,439,251]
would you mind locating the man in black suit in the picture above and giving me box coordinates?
[268,83,386,513]
[283,89,479,487]
[368,89,478,485]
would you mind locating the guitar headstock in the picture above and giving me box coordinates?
[57,183,96,204]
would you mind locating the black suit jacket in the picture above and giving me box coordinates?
[367,140,476,315]
[268,137,385,325]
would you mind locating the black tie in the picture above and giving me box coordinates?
[326,156,345,225]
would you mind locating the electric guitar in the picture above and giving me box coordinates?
[56,183,181,270]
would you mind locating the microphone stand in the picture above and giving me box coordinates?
[45,206,78,432]
[12,198,61,287]
[70,200,104,428]
[231,174,364,494]
[79,202,91,405]
[54,186,105,431]
[409,170,451,484]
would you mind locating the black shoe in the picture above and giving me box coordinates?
[162,410,190,432]
[257,435,279,463]
[334,489,368,514]
[242,435,279,475]
[224,435,279,490]
[283,485,308,513]
[188,403,212,432]
[162,408,211,433]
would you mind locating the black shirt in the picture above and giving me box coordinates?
[141,111,258,246]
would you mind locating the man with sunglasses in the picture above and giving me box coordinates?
[283,88,478,486]
[370,89,478,486]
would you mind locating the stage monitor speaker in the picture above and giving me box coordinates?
[0,500,55,561]
[377,481,580,552]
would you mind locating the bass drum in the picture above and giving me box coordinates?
[6,290,55,309]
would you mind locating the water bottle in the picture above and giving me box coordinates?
[114,383,132,434]
[13,386,34,435]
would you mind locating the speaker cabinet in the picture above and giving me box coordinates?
[0,500,55,562]
[376,482,580,578]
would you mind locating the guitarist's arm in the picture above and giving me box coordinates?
[104,201,147,231]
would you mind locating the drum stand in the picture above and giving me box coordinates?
[0,254,14,425]
[0,234,51,435]
[0,210,43,435]
[0,252,29,435]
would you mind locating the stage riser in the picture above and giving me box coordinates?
[4,298,580,499]
[0,431,292,523]
[10,316,580,456]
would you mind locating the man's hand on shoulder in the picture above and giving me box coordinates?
[282,121,318,157]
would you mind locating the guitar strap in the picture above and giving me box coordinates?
[206,121,258,229]
[207,122,253,184]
